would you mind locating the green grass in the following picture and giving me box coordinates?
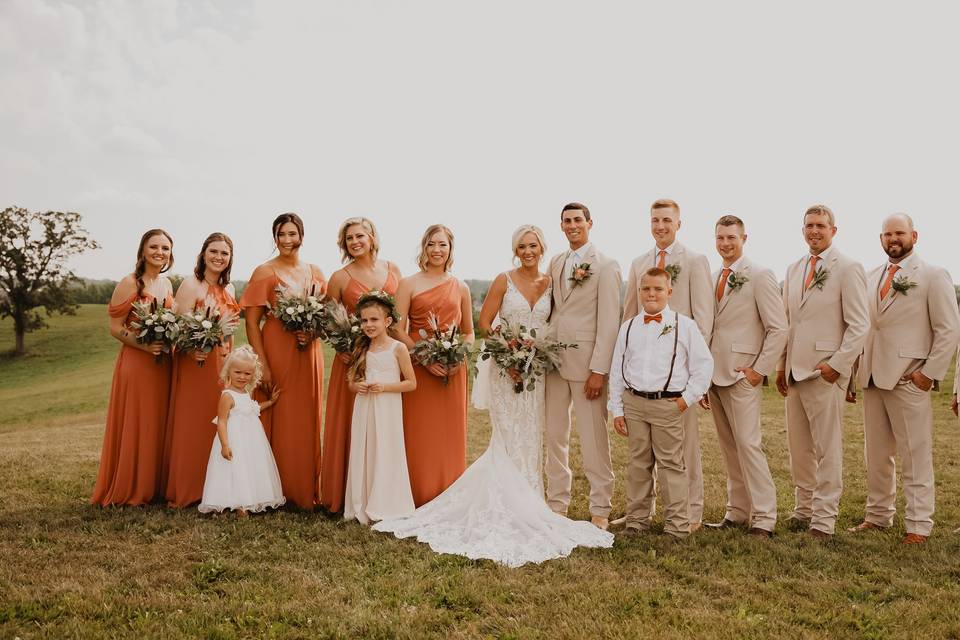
[2,309,960,638]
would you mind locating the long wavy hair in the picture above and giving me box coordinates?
[416,224,454,272]
[348,296,396,382]
[193,232,234,287]
[134,229,174,298]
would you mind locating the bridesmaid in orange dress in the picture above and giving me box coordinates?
[320,217,401,513]
[91,229,176,506]
[395,224,474,506]
[162,233,240,508]
[240,213,327,510]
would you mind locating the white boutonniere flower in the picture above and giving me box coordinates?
[727,271,749,292]
[664,264,681,284]
[891,275,918,295]
[659,324,675,339]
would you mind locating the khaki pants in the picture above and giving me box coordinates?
[622,391,690,538]
[785,375,844,534]
[863,383,935,536]
[544,371,615,518]
[709,379,777,531]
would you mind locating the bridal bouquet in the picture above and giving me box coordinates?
[271,283,326,350]
[411,311,471,384]
[319,299,361,354]
[479,322,576,393]
[130,299,181,364]
[177,298,240,367]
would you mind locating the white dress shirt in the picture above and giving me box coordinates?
[608,305,714,417]
[563,242,594,283]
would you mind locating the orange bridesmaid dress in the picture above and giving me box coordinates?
[162,285,241,508]
[240,270,325,510]
[402,277,468,507]
[319,272,398,513]
[91,293,174,506]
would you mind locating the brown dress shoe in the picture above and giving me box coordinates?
[619,525,649,537]
[902,533,928,545]
[705,518,744,530]
[808,528,832,539]
[748,527,773,538]
[847,521,885,534]
[591,516,609,531]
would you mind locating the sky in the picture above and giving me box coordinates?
[2,1,958,284]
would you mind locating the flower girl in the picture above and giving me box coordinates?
[343,292,418,524]
[198,346,285,516]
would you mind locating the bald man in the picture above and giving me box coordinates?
[848,214,960,544]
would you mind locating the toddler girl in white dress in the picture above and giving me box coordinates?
[198,346,285,516]
[343,292,418,524]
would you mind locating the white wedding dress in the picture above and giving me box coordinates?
[373,275,614,567]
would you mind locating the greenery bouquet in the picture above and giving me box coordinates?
[479,322,575,393]
[129,298,181,364]
[270,284,325,351]
[177,298,239,367]
[411,311,471,385]
[319,299,361,354]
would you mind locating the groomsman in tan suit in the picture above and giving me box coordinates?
[545,202,621,530]
[703,215,787,537]
[776,204,869,538]
[623,199,713,529]
[848,214,960,544]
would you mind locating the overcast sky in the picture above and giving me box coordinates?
[2,1,958,284]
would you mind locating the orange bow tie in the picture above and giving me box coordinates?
[643,313,662,324]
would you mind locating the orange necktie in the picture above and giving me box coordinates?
[879,264,900,300]
[802,255,819,290]
[643,313,662,324]
[657,250,667,269]
[716,268,731,303]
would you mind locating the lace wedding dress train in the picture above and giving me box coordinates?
[374,275,614,567]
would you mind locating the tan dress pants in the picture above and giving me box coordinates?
[709,379,777,531]
[544,371,615,518]
[785,375,844,534]
[622,391,690,538]
[863,383,935,536]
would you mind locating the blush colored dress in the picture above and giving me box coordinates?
[343,339,416,524]
[239,270,325,509]
[320,271,399,513]
[91,292,174,506]
[162,284,241,508]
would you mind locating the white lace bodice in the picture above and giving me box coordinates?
[497,273,552,333]
[364,340,401,384]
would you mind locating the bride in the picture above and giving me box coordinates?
[374,225,614,567]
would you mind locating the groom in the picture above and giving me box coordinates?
[545,202,621,530]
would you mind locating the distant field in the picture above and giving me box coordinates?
[2,307,960,638]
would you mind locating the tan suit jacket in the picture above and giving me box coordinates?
[710,258,788,387]
[548,245,622,381]
[624,241,713,341]
[778,248,869,388]
[857,256,960,390]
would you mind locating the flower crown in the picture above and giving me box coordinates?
[356,290,400,323]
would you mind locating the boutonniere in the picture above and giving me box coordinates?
[727,271,749,292]
[891,275,918,295]
[664,264,681,284]
[658,324,675,338]
[808,266,830,291]
[569,262,592,288]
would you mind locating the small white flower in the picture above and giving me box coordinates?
[154,326,164,332]
[286,306,296,314]
[194,314,204,321]
[441,340,452,349]
[201,320,213,329]
[161,313,176,323]
[296,305,305,312]
[145,318,154,325]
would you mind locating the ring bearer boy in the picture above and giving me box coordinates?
[610,268,713,538]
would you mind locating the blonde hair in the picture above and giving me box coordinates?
[219,345,263,392]
[336,217,380,263]
[511,224,547,263]
[416,224,455,272]
[651,198,680,214]
[804,204,835,226]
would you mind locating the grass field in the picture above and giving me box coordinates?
[2,306,960,638]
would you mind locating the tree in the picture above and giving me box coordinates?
[0,206,100,355]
